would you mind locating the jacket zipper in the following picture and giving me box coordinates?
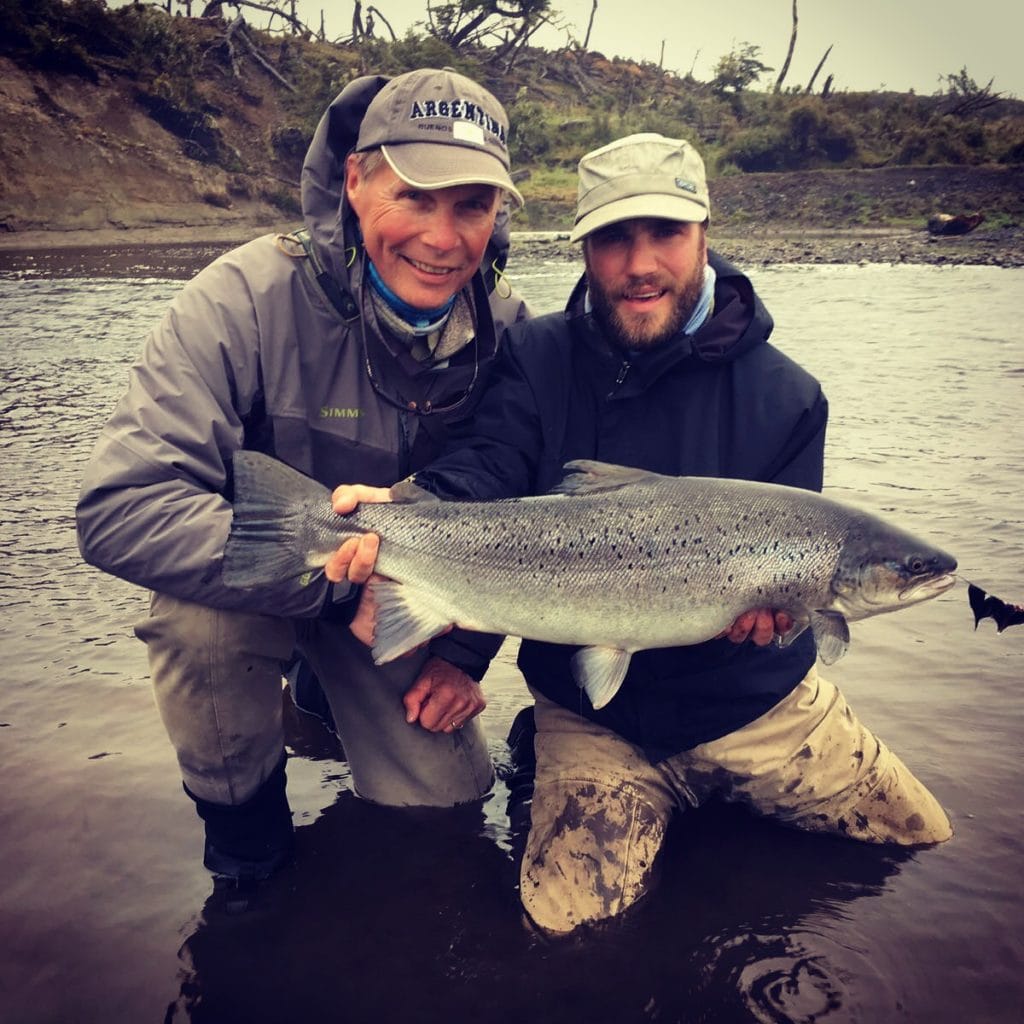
[608,359,632,398]
[398,408,411,477]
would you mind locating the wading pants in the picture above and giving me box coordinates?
[521,667,953,935]
[135,592,494,808]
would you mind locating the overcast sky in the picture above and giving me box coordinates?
[277,0,1023,98]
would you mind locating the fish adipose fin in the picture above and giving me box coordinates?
[571,646,633,709]
[223,451,329,587]
[551,460,664,497]
[370,579,454,664]
[810,610,850,665]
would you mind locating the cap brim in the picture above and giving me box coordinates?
[382,144,525,209]
[570,194,708,242]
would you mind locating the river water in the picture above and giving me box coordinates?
[1,242,1021,1024]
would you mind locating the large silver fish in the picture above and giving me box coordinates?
[223,452,958,709]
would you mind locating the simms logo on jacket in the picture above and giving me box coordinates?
[408,100,506,145]
[320,407,362,419]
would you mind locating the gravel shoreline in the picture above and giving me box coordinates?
[1,224,1022,279]
[515,227,1024,269]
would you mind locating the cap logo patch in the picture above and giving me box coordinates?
[453,121,486,146]
[408,99,507,144]
[675,178,697,193]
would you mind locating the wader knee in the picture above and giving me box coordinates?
[520,778,667,935]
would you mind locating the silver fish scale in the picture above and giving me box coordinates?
[324,477,856,650]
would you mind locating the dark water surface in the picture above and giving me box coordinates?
[1,247,1022,1024]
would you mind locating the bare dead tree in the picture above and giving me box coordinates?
[942,68,1004,117]
[495,7,555,71]
[429,1,553,51]
[223,13,243,73]
[774,0,797,93]
[367,5,397,41]
[223,12,297,90]
[205,0,309,36]
[805,43,832,93]
[582,0,597,49]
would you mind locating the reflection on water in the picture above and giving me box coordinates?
[1,254,1022,1023]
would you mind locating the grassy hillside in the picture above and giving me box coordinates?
[2,0,1022,236]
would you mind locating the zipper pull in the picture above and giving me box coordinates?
[608,360,631,397]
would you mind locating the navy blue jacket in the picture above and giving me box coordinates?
[422,251,828,761]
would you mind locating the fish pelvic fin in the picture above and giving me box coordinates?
[222,451,330,588]
[369,579,454,664]
[811,610,850,665]
[571,646,633,710]
[775,617,811,649]
[552,460,664,497]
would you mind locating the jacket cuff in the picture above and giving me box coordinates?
[319,580,361,624]
[429,629,505,682]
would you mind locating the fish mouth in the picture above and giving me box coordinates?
[899,572,958,602]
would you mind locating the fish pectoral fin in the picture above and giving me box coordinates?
[551,460,665,497]
[775,617,811,649]
[369,579,452,664]
[571,646,633,710]
[810,610,850,665]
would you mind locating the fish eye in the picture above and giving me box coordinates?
[906,555,926,574]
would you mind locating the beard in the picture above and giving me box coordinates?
[587,260,706,352]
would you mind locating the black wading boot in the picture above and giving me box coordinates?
[505,705,537,834]
[186,755,295,884]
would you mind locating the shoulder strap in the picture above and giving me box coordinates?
[288,228,361,322]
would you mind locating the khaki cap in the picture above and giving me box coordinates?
[571,133,709,242]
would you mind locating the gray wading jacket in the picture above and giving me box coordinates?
[76,76,528,620]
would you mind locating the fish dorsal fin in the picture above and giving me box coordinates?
[552,460,665,497]
[388,479,441,505]
[811,610,850,665]
[571,645,633,709]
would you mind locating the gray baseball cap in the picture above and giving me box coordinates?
[570,133,709,242]
[356,68,524,208]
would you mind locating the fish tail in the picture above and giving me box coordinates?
[222,451,332,587]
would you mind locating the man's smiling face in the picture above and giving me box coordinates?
[345,155,500,311]
[584,217,708,351]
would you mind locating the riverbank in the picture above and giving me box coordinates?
[2,222,1023,278]
[517,225,1024,268]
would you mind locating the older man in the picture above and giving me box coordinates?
[330,133,953,935]
[76,68,528,883]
